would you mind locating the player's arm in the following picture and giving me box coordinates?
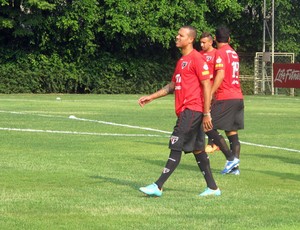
[138,82,175,107]
[211,69,224,96]
[201,78,213,131]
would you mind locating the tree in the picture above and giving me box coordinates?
[99,0,210,58]
[274,0,300,60]
[0,0,299,94]
[0,0,55,52]
[41,0,101,60]
[0,0,101,60]
[228,0,300,61]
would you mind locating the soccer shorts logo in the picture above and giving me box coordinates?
[170,135,179,144]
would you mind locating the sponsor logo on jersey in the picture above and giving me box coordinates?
[215,57,223,68]
[203,63,209,70]
[170,135,179,144]
[202,70,210,75]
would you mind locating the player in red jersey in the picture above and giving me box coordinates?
[199,32,216,83]
[205,26,244,175]
[138,25,221,197]
[199,32,220,154]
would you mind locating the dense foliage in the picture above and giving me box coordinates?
[0,0,299,94]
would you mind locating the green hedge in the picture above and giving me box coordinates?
[0,52,257,95]
[0,53,174,94]
[0,54,83,93]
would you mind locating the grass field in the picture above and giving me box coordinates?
[0,94,299,230]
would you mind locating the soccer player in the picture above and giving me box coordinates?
[199,32,220,154]
[138,25,221,197]
[199,32,216,82]
[205,26,244,175]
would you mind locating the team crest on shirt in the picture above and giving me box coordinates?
[206,56,213,61]
[181,61,188,69]
[170,135,179,144]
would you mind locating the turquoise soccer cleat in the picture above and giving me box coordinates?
[199,187,221,197]
[139,183,162,197]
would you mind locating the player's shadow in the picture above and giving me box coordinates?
[132,140,167,147]
[89,175,183,194]
[90,175,140,190]
[135,157,220,174]
[248,154,300,181]
[136,157,195,170]
[251,153,300,165]
[254,170,300,182]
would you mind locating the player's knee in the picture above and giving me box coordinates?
[193,150,205,155]
[225,130,237,136]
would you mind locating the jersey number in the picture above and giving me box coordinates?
[231,61,239,85]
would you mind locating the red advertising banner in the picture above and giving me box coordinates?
[273,63,300,88]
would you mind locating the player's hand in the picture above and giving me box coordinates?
[203,115,213,132]
[138,96,152,107]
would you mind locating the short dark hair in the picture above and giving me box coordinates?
[215,26,230,43]
[182,25,197,42]
[200,32,213,40]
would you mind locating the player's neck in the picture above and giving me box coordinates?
[181,46,194,56]
[217,43,228,49]
[206,47,215,52]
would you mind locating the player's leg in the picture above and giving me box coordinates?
[194,152,215,188]
[205,129,239,174]
[208,100,240,174]
[226,131,240,159]
[139,110,186,197]
[225,99,244,175]
[139,149,181,197]
[205,129,234,160]
[205,137,219,153]
[154,149,182,189]
[208,100,235,160]
[193,119,220,196]
[226,131,241,175]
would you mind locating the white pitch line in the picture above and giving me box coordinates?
[0,111,299,153]
[0,127,168,137]
[69,116,300,153]
[240,141,300,153]
[68,115,172,134]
